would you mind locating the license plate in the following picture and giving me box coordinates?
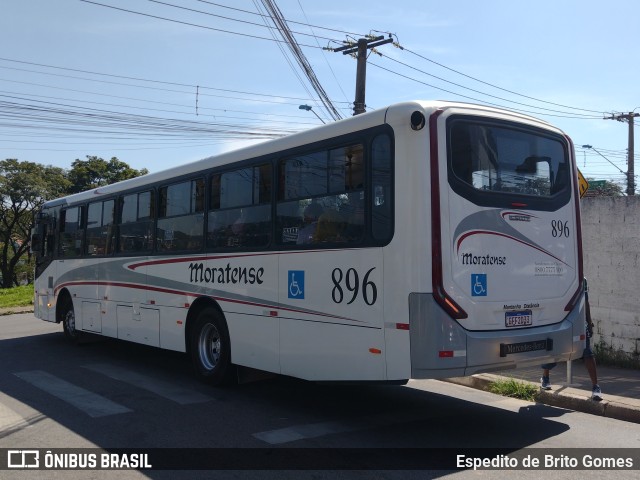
[500,339,552,357]
[505,310,532,327]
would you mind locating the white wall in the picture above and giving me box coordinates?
[582,197,640,356]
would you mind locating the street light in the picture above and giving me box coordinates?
[582,144,627,175]
[298,105,325,124]
[582,144,630,195]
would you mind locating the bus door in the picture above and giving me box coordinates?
[32,211,56,322]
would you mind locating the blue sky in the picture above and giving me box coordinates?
[1,0,638,189]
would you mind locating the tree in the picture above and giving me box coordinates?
[585,178,625,197]
[67,156,148,194]
[0,160,70,288]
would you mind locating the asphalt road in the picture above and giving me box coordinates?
[1,313,639,480]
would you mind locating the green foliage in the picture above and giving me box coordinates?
[0,155,146,288]
[0,159,71,288]
[488,378,539,401]
[594,339,640,369]
[67,155,148,194]
[585,178,624,197]
[0,285,34,308]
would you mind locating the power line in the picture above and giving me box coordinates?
[367,60,602,120]
[0,95,296,140]
[377,51,602,119]
[0,77,328,108]
[257,0,342,121]
[78,0,329,49]
[0,59,346,103]
[396,44,608,115]
[0,87,320,125]
[144,0,337,42]
[195,0,368,37]
[295,0,351,114]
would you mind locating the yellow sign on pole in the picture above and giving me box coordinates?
[577,169,589,198]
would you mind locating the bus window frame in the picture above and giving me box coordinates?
[116,189,156,255]
[446,115,571,211]
[46,124,395,260]
[156,177,206,254]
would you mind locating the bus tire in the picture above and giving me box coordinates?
[61,298,81,344]
[190,307,235,386]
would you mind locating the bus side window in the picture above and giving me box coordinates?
[59,206,84,258]
[157,180,204,252]
[86,200,115,256]
[118,191,155,253]
[208,165,271,249]
[371,134,393,243]
[277,144,365,247]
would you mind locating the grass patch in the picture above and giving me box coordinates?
[594,340,640,369]
[488,378,539,401]
[0,285,34,309]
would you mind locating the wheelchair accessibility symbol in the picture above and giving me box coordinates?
[471,274,487,297]
[288,270,305,299]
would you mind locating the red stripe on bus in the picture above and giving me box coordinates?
[53,281,363,323]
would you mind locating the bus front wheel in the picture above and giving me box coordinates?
[61,299,81,344]
[190,307,235,386]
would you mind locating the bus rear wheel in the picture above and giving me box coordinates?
[190,307,235,386]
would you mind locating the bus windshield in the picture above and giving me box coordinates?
[449,119,569,198]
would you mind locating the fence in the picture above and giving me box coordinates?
[582,196,640,363]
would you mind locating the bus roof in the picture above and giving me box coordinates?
[42,100,561,209]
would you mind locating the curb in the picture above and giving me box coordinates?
[444,374,640,424]
[0,306,34,316]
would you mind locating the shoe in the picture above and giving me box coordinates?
[540,376,551,390]
[591,384,602,401]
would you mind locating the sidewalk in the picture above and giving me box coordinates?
[445,360,640,424]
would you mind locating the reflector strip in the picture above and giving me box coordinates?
[369,348,382,355]
[439,350,467,358]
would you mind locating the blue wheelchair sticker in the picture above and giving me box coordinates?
[471,274,487,297]
[288,270,305,299]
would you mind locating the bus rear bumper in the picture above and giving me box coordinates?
[408,293,586,380]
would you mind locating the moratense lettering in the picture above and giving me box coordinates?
[189,262,264,285]
[461,253,506,266]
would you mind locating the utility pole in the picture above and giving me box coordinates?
[605,112,639,195]
[332,35,393,116]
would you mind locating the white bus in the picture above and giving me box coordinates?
[31,100,586,386]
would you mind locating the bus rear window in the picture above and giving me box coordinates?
[448,119,569,199]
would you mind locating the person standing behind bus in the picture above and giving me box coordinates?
[540,279,602,401]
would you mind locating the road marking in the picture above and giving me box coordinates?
[0,392,47,439]
[254,379,540,445]
[253,409,428,445]
[82,363,212,405]
[13,370,132,418]
[0,402,24,430]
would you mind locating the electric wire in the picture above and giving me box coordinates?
[0,57,353,104]
[195,0,368,37]
[78,0,330,49]
[377,52,603,119]
[295,0,351,116]
[396,44,608,115]
[145,0,337,42]
[257,0,342,121]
